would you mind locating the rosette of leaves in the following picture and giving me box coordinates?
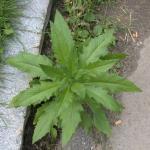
[7,11,140,146]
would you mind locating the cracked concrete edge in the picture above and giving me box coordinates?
[0,0,52,150]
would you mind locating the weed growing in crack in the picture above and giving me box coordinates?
[7,11,141,146]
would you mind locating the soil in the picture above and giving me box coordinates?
[22,0,150,149]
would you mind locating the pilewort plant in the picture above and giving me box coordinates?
[7,11,141,146]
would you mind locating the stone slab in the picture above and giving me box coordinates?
[0,0,51,149]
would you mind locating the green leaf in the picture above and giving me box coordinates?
[33,101,58,143]
[76,29,89,39]
[101,53,127,60]
[93,24,103,36]
[61,102,83,146]
[83,60,117,75]
[83,73,141,93]
[10,82,60,107]
[33,88,74,144]
[7,52,52,78]
[56,88,74,115]
[86,86,123,112]
[84,12,96,22]
[50,127,58,142]
[51,10,74,66]
[88,99,111,136]
[80,112,93,133]
[71,83,86,99]
[68,49,79,74]
[34,102,50,125]
[4,27,14,35]
[80,30,115,65]
[40,64,64,80]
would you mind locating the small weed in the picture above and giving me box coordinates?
[7,11,140,146]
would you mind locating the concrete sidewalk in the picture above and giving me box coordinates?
[106,36,150,150]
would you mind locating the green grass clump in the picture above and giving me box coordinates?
[0,0,22,59]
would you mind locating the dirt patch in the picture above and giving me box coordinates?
[111,0,150,76]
